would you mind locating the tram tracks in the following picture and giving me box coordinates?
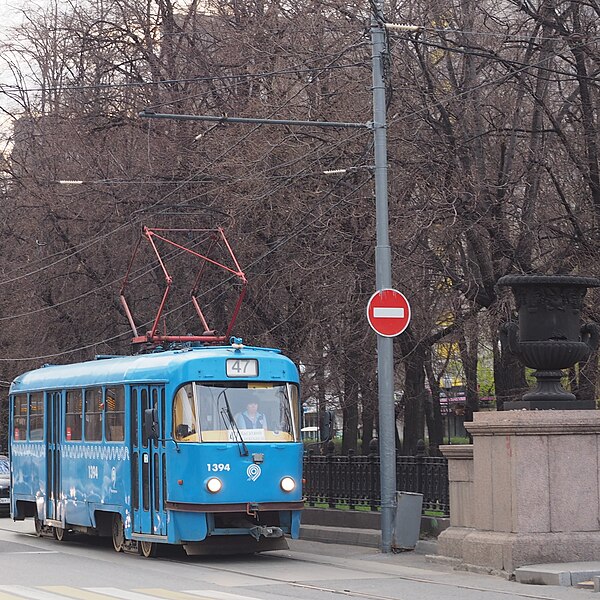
[0,523,580,600]
[163,551,579,600]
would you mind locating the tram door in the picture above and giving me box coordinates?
[46,391,62,522]
[131,385,167,536]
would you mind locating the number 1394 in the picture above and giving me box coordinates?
[207,463,230,472]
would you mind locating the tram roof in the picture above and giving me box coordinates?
[10,345,298,393]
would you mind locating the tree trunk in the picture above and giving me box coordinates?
[360,383,376,455]
[458,323,479,439]
[494,329,527,409]
[424,356,444,456]
[401,337,427,455]
[341,367,359,454]
[577,351,598,406]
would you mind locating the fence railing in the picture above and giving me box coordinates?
[303,448,449,516]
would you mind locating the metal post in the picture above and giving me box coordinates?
[371,0,396,553]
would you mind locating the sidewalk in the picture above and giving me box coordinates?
[286,537,590,599]
[299,514,600,592]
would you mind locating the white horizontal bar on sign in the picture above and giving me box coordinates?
[373,307,404,318]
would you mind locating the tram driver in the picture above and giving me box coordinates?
[235,399,268,430]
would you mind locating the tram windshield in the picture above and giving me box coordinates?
[173,382,300,443]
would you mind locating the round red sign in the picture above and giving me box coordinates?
[366,288,411,337]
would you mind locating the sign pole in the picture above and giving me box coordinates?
[371,0,396,553]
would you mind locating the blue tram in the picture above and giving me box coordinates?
[9,340,307,556]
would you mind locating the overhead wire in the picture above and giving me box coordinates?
[0,58,370,350]
[0,61,367,96]
[0,29,371,283]
[0,162,373,362]
[389,31,600,84]
[5,10,592,359]
[0,51,368,287]
[0,124,366,325]
[385,30,600,127]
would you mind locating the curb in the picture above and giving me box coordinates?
[299,524,439,554]
[300,524,381,548]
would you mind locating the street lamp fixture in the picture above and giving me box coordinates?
[322,166,375,175]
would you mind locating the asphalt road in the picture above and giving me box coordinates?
[0,516,590,600]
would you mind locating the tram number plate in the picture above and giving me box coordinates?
[226,359,258,377]
[207,463,231,472]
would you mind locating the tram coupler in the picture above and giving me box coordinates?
[249,525,284,540]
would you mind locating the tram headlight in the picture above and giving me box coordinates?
[280,476,296,492]
[206,477,223,493]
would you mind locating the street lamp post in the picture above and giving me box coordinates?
[370,0,396,554]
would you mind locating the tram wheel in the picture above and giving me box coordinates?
[138,540,157,558]
[34,515,43,537]
[112,514,125,553]
[53,526,69,542]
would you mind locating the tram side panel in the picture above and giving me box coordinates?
[61,442,130,529]
[10,387,132,530]
[10,439,46,521]
[10,393,46,521]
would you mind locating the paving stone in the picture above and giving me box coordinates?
[515,562,600,587]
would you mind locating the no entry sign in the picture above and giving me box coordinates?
[366,288,411,337]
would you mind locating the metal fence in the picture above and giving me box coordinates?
[303,448,449,516]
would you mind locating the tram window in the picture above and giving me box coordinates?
[65,390,83,441]
[105,387,125,442]
[160,388,166,446]
[195,382,300,442]
[84,388,103,441]
[29,392,44,440]
[131,452,139,510]
[173,384,197,442]
[13,394,27,440]
[132,389,138,447]
[141,388,149,447]
[152,388,160,439]
[154,452,160,512]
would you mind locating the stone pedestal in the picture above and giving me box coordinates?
[437,410,600,575]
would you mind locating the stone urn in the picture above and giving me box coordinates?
[497,274,600,409]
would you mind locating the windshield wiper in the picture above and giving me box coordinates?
[218,390,248,456]
[280,386,293,434]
